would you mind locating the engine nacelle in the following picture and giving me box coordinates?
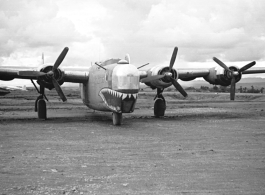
[180,77,196,81]
[37,65,64,90]
[203,66,242,86]
[144,65,178,89]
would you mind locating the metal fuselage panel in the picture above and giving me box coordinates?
[80,65,109,111]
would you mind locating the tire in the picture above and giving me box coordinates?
[37,99,47,120]
[35,95,43,112]
[154,98,166,117]
[113,112,122,125]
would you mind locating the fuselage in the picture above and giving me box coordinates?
[80,60,140,113]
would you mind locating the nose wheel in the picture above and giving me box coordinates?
[113,112,122,125]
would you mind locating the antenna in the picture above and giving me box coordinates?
[95,62,106,70]
[137,63,149,69]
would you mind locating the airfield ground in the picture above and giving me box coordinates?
[0,89,265,194]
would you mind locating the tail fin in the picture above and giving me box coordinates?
[42,53,44,64]
[125,54,130,64]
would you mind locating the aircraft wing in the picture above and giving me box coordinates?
[177,66,265,78]
[241,67,265,74]
[0,47,89,85]
[0,66,89,83]
[0,64,89,102]
[140,65,265,82]
[178,68,210,80]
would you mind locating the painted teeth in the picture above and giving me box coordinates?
[117,92,122,98]
[101,88,138,100]
[99,88,138,112]
[122,94,127,100]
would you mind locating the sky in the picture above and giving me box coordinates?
[1,0,265,86]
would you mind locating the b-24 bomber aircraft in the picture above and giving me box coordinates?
[0,47,265,125]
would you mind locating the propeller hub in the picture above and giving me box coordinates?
[226,66,240,79]
[165,72,172,77]
[232,71,239,76]
[46,71,54,77]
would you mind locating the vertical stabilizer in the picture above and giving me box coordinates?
[125,54,130,64]
[42,53,44,64]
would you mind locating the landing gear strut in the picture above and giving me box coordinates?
[112,112,122,125]
[154,88,166,118]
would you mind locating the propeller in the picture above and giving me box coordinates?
[141,47,187,97]
[140,75,165,83]
[213,57,256,100]
[19,47,69,102]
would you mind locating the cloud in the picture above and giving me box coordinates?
[1,0,265,71]
[0,0,89,65]
[136,0,265,63]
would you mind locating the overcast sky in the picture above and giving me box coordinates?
[1,0,265,84]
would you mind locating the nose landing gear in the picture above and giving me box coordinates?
[113,112,122,125]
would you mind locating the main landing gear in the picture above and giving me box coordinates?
[32,80,48,120]
[112,112,122,125]
[154,88,166,118]
[36,98,47,119]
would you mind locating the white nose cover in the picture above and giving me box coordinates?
[112,64,140,91]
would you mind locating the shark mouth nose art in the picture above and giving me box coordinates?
[99,88,138,113]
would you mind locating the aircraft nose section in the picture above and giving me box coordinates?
[112,64,140,93]
[99,64,140,113]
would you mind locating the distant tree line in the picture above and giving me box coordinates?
[238,86,264,93]
[185,85,265,93]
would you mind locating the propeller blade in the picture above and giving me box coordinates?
[140,75,165,83]
[18,71,46,77]
[213,57,231,72]
[170,77,188,97]
[53,47,69,71]
[52,78,67,102]
[169,47,178,71]
[230,76,236,100]
[238,61,256,73]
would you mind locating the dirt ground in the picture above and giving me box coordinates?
[0,89,265,194]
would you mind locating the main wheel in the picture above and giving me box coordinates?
[37,99,47,120]
[35,95,43,112]
[113,112,122,125]
[154,98,166,118]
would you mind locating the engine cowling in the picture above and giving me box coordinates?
[144,65,178,89]
[37,65,64,90]
[204,66,242,86]
[180,77,196,81]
